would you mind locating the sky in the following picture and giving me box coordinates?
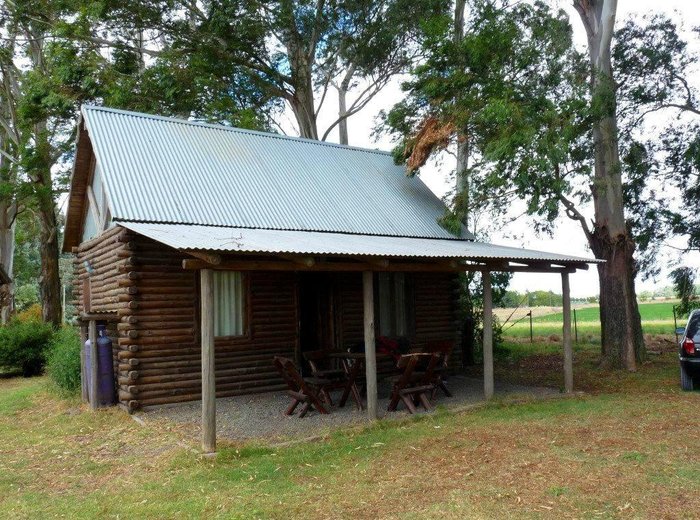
[295,0,700,298]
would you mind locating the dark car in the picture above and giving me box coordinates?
[678,309,700,391]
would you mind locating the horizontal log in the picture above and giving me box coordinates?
[136,378,286,400]
[137,384,285,407]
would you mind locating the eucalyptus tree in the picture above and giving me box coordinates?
[385,0,700,370]
[0,0,106,326]
[65,0,447,144]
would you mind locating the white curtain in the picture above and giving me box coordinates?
[213,271,244,336]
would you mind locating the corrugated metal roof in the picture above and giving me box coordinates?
[120,222,601,264]
[82,106,471,240]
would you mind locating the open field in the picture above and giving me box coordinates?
[1,337,699,519]
[501,301,679,340]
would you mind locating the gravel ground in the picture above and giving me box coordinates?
[138,376,558,443]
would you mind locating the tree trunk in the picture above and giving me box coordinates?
[337,83,349,145]
[575,0,644,369]
[0,134,17,324]
[287,43,318,140]
[590,232,644,368]
[33,124,62,327]
[0,201,16,324]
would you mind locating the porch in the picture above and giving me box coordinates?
[139,374,559,442]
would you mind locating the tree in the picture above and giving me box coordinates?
[66,0,447,144]
[383,0,679,370]
[0,0,109,326]
[572,0,643,370]
[0,28,24,323]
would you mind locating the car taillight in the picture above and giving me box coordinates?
[683,338,696,356]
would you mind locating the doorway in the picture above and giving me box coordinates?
[298,273,336,355]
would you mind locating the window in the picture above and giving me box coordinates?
[378,272,409,337]
[213,272,245,337]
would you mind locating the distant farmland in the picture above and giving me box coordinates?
[500,301,678,339]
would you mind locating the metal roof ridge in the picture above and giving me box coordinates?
[114,220,470,242]
[81,105,394,157]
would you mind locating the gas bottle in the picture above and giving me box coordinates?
[83,323,116,406]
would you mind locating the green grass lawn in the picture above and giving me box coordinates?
[502,301,680,339]
[1,339,698,519]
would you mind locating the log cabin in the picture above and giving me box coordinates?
[63,106,597,451]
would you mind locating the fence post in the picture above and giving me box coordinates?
[529,310,533,343]
[674,305,679,343]
[574,309,578,345]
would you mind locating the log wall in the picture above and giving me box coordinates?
[333,271,462,370]
[73,226,461,411]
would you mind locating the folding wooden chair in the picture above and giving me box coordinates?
[273,356,330,417]
[303,349,347,406]
[387,352,442,414]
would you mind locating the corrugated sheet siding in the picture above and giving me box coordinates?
[83,106,459,239]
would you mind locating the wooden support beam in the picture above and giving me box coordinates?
[182,258,587,273]
[278,254,315,267]
[88,320,98,411]
[185,251,222,265]
[200,269,216,454]
[483,271,494,400]
[562,272,574,393]
[363,271,378,420]
[366,257,389,268]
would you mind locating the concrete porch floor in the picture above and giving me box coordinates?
[137,376,560,443]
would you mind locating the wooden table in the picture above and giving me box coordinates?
[328,351,393,410]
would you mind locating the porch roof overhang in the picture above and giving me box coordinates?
[119,222,601,273]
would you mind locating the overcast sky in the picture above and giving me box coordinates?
[299,0,700,298]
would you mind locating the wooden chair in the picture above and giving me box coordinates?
[273,356,330,417]
[387,353,442,414]
[303,349,347,405]
[423,340,455,398]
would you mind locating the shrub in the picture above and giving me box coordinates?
[46,327,82,394]
[0,319,54,376]
[15,304,42,323]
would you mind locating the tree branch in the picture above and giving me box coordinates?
[559,193,593,242]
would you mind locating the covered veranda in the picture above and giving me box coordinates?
[122,223,600,454]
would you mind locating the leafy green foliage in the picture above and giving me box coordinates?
[66,0,448,139]
[671,267,699,318]
[46,327,82,395]
[382,0,589,233]
[0,318,54,377]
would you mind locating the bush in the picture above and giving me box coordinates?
[46,327,82,394]
[0,319,54,376]
[15,304,42,323]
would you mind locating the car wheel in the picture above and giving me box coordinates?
[681,364,694,391]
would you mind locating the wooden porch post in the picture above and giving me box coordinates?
[88,320,98,411]
[482,270,494,400]
[201,269,216,454]
[363,271,378,420]
[562,272,574,393]
[79,324,88,403]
